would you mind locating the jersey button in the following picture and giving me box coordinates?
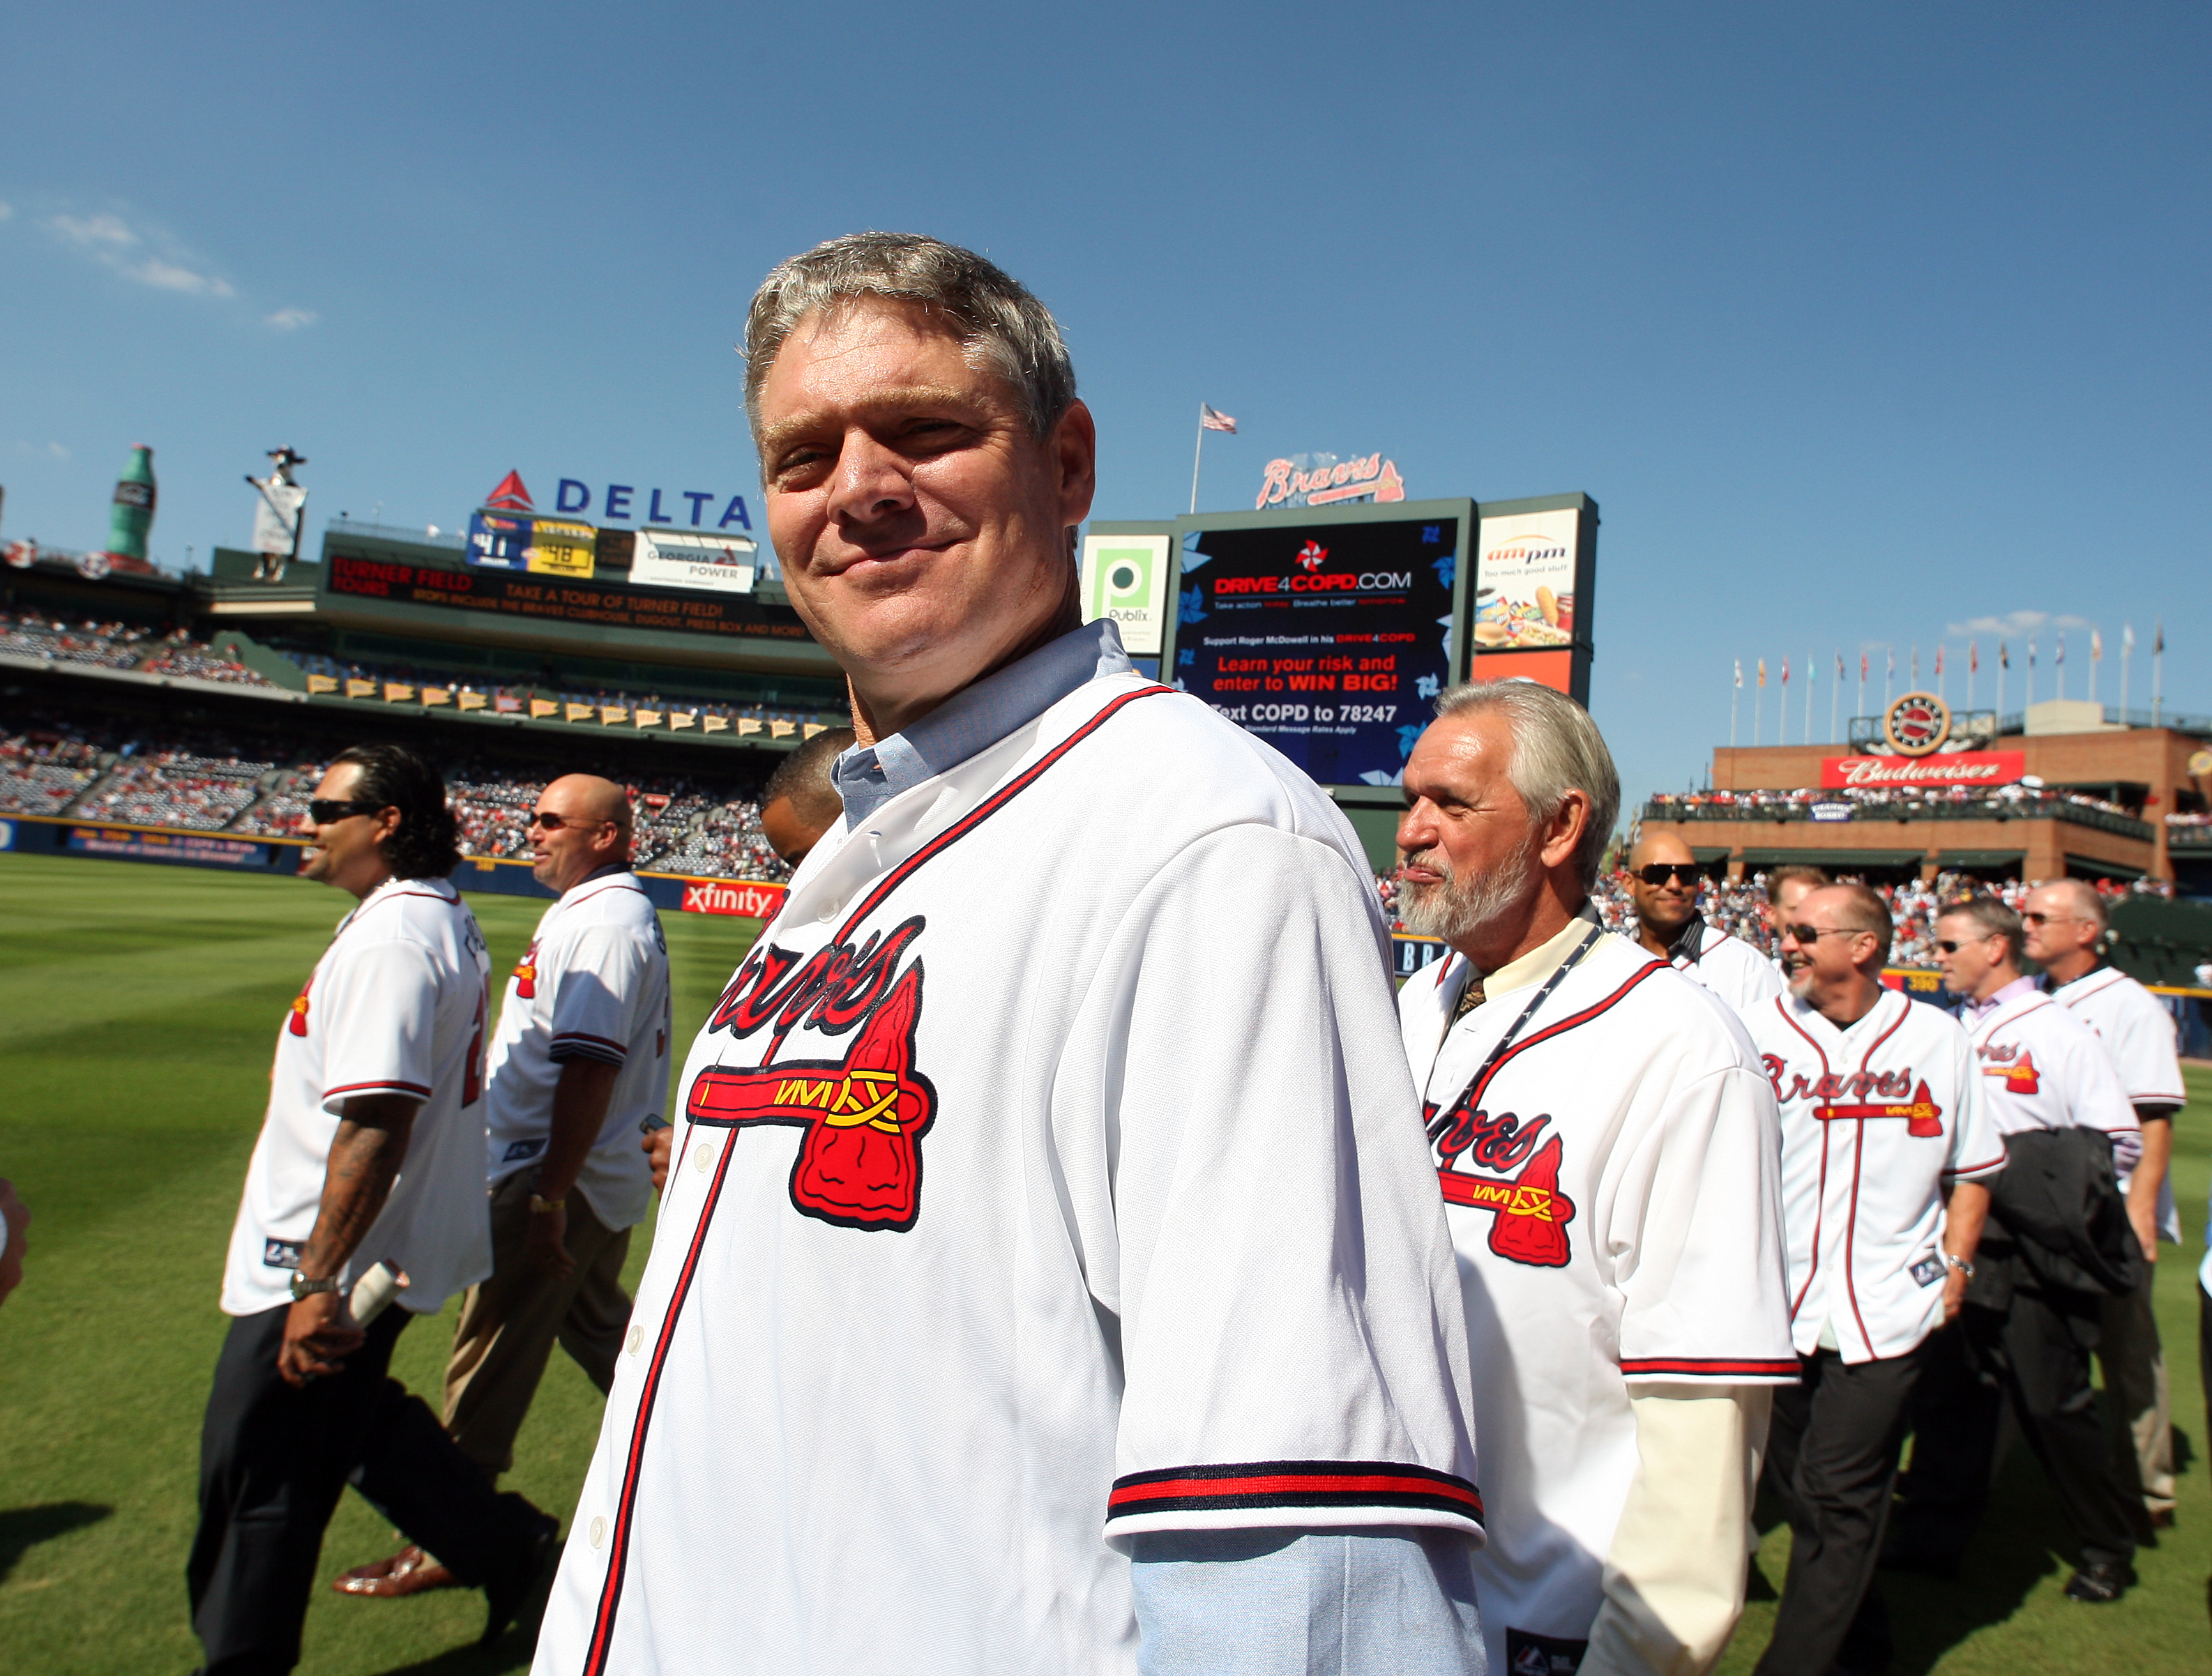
[817,898,842,922]
[693,1138,715,1173]
[589,1516,607,1548]
[626,1325,643,1356]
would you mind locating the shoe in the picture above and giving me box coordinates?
[482,1509,561,1647]
[331,1544,457,1597]
[2062,1561,2133,1603]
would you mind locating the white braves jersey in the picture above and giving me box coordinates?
[221,876,493,1318]
[535,672,1481,1676]
[1747,990,2005,1364]
[2052,964,2187,1244]
[1675,921,1786,1019]
[1966,989,2138,1142]
[1399,925,1793,1671]
[484,869,671,1231]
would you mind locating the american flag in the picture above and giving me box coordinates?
[1199,404,1238,434]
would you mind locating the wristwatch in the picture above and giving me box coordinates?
[529,1195,566,1215]
[1944,1253,1975,1279]
[290,1272,342,1300]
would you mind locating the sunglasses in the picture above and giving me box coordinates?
[1633,864,1699,886]
[306,798,384,825]
[1782,924,1861,945]
[2020,911,2077,927]
[525,809,608,831]
[1934,936,1997,954]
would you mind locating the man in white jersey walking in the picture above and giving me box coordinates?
[1395,681,1794,1676]
[1743,884,1999,1676]
[336,774,669,1601]
[189,745,559,1674]
[2025,878,2187,1528]
[533,235,1485,1676]
[1887,896,2142,1601]
[1625,830,1783,1019]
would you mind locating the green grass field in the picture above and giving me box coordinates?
[0,850,2206,1672]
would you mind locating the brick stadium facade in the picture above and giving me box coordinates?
[1644,711,2211,885]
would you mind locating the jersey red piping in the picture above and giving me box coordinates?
[582,684,1172,1671]
[1107,1460,1482,1524]
[1842,998,1909,1360]
[833,684,1174,942]
[324,1079,432,1099]
[1778,999,1834,1324]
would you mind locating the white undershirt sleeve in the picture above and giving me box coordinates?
[1580,1387,1771,1676]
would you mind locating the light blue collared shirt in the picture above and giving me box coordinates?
[830,618,1136,830]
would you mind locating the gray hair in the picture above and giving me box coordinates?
[2038,876,2109,933]
[1937,894,2025,965]
[743,233,1077,445]
[1431,680,1620,891]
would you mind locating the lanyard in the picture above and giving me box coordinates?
[1427,924,1599,1141]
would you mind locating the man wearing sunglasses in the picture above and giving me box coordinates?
[192,745,560,1673]
[335,774,670,1604]
[2024,878,2188,1531]
[1625,833,1783,1021]
[1741,884,1999,1676]
[1886,896,2142,1601]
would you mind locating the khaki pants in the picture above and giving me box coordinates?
[443,1167,632,1478]
[2098,1259,2174,1517]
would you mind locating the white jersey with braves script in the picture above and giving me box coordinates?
[220,876,493,1318]
[1397,927,1794,1672]
[483,869,670,1231]
[2052,964,2187,1243]
[1675,921,1786,1019]
[533,675,1481,1676]
[1967,989,2139,1143]
[1747,990,2005,1364]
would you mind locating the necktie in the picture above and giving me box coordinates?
[1452,972,1487,1022]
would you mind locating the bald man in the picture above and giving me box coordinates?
[1627,832,1784,1019]
[335,774,671,1601]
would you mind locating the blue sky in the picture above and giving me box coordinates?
[2,2,2205,806]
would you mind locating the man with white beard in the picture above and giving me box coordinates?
[1395,680,1795,1676]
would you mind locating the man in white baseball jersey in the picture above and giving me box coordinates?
[534,235,1485,1676]
[1396,680,1794,1676]
[190,744,559,1673]
[1626,830,1783,1019]
[1762,866,1831,950]
[1743,884,1999,1676]
[1888,896,2142,1601]
[2025,878,2188,1527]
[337,773,669,1601]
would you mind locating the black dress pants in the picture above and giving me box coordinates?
[1893,1291,2135,1572]
[188,1303,545,1675]
[1755,1348,1918,1676]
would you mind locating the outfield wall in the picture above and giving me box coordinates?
[0,813,787,920]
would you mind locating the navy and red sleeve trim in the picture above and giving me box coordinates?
[550,1030,629,1067]
[324,1078,433,1100]
[1620,1355,1801,1379]
[1943,1152,2008,1181]
[1106,1460,1483,1524]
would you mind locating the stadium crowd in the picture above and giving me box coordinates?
[1649,782,2145,821]
[0,609,278,686]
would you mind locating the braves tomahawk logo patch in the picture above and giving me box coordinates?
[685,963,937,1232]
[1427,1108,1576,1267]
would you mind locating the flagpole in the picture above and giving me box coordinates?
[1189,410,1204,515]
[2153,621,2164,727]
[1731,662,1740,748]
[1967,641,1976,712]
[1755,666,1763,747]
[2121,626,2133,722]
[1830,653,1841,745]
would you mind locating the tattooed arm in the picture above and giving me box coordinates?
[277,1094,418,1387]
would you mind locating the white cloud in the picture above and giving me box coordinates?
[264,306,318,332]
[0,201,13,220]
[44,208,235,298]
[1944,609,2094,638]
[10,440,70,459]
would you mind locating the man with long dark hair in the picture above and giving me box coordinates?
[189,743,559,1673]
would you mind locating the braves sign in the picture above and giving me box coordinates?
[1819,751,2027,790]
[1255,452,1407,510]
[680,878,789,918]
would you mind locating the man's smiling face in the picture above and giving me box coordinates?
[755,299,1095,722]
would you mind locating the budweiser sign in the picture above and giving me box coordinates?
[1819,751,2026,790]
[680,878,789,918]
